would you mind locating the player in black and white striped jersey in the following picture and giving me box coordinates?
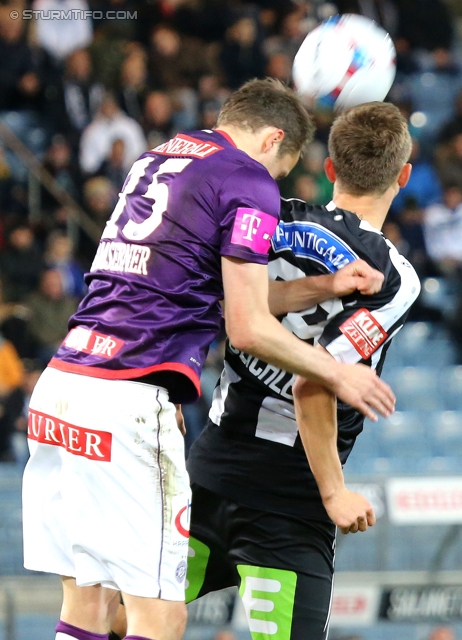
[185,102,421,640]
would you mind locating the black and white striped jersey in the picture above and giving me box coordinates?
[187,199,421,520]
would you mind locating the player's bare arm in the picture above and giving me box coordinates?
[222,256,395,421]
[292,356,376,534]
[268,259,385,315]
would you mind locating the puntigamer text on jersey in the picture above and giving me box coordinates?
[272,219,358,270]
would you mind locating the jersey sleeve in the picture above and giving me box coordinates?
[318,243,421,366]
[216,164,281,264]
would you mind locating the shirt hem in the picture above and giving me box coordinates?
[48,358,201,396]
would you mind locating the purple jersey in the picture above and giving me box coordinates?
[50,130,280,402]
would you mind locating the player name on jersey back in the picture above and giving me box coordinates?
[91,241,151,275]
[153,134,223,158]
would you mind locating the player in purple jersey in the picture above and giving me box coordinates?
[22,79,394,640]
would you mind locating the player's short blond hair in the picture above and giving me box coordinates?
[328,102,412,196]
[217,78,315,157]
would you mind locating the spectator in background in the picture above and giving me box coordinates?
[0,277,36,360]
[93,0,138,42]
[118,47,150,123]
[93,138,127,192]
[0,9,42,111]
[197,74,228,111]
[142,90,175,148]
[24,268,78,365]
[0,226,44,303]
[335,0,398,37]
[33,0,93,63]
[279,140,333,205]
[0,332,24,461]
[383,220,410,258]
[0,332,24,396]
[408,49,462,152]
[83,176,116,222]
[41,135,80,215]
[293,173,319,203]
[6,360,43,465]
[197,74,228,128]
[49,48,104,146]
[79,176,116,264]
[424,183,462,276]
[79,92,147,175]
[148,23,212,91]
[73,174,116,267]
[88,20,127,90]
[220,14,267,90]
[263,7,307,61]
[265,51,292,83]
[438,91,462,144]
[0,144,13,212]
[396,197,436,278]
[435,131,462,186]
[396,0,454,54]
[390,138,442,215]
[44,230,86,298]
[199,98,221,129]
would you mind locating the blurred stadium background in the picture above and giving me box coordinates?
[0,0,462,639]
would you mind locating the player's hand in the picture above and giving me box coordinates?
[174,404,186,436]
[332,362,395,422]
[331,259,384,298]
[322,487,376,534]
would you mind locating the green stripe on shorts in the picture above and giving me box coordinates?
[237,564,297,640]
[185,536,211,603]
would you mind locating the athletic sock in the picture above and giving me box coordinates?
[55,620,109,640]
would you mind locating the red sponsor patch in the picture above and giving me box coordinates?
[340,309,388,359]
[152,134,222,159]
[28,409,112,461]
[174,500,191,538]
[63,327,124,359]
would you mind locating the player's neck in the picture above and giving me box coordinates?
[332,189,394,231]
[214,125,264,160]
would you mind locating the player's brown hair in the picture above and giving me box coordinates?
[216,78,315,157]
[328,101,412,196]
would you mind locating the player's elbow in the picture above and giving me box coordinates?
[226,322,260,354]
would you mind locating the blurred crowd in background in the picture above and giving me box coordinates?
[0,0,461,461]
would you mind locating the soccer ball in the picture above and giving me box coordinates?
[292,14,396,111]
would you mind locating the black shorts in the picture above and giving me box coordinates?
[186,483,337,640]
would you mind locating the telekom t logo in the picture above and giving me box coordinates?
[231,207,278,253]
[241,213,265,242]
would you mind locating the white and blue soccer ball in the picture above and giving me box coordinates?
[292,14,396,111]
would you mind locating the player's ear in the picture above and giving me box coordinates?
[397,162,412,189]
[324,157,336,183]
[262,128,285,154]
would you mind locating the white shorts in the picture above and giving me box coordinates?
[22,367,191,600]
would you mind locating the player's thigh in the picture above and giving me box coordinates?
[25,368,191,598]
[186,484,239,603]
[230,509,336,640]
